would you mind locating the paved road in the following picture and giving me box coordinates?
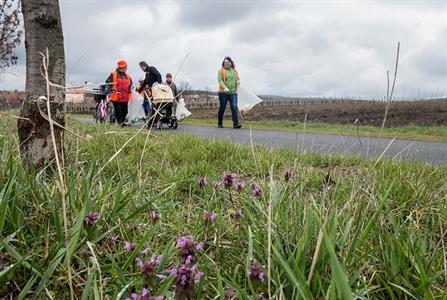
[175,125,446,165]
[76,118,447,165]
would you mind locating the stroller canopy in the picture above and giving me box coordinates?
[152,83,174,104]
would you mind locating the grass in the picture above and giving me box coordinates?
[0,112,446,299]
[180,117,447,143]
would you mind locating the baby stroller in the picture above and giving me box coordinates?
[146,83,178,130]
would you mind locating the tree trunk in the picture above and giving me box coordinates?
[18,0,65,168]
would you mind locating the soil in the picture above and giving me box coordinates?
[190,100,447,127]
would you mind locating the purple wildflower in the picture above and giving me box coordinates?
[176,236,203,262]
[284,169,293,182]
[125,288,163,300]
[168,268,178,276]
[204,210,216,223]
[222,172,237,188]
[230,209,243,219]
[173,263,203,300]
[247,259,265,282]
[136,255,162,279]
[235,181,246,191]
[197,176,207,189]
[194,271,204,281]
[157,274,168,281]
[185,255,193,264]
[252,183,263,198]
[84,212,100,225]
[107,234,119,248]
[149,211,160,223]
[124,241,136,252]
[212,180,222,189]
[140,247,150,255]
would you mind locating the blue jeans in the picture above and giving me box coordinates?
[218,93,239,126]
[142,101,151,116]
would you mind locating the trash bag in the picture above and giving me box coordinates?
[127,91,146,122]
[238,85,263,113]
[175,98,192,121]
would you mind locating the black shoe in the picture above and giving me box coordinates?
[218,124,224,128]
[234,124,242,129]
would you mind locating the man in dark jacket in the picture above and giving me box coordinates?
[137,61,162,93]
[137,61,162,126]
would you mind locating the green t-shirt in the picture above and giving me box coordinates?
[218,68,239,95]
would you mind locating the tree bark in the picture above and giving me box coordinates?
[18,0,65,168]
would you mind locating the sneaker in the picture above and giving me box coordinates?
[218,124,224,128]
[233,124,242,129]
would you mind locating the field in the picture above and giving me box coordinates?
[0,114,446,299]
[191,100,447,127]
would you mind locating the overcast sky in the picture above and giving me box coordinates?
[1,0,446,98]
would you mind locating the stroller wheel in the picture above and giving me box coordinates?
[170,119,178,129]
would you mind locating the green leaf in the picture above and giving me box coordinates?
[0,171,16,234]
[33,248,66,299]
[272,245,313,300]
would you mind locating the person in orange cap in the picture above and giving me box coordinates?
[106,59,133,126]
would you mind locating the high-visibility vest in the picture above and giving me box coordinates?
[218,68,239,93]
[110,70,132,102]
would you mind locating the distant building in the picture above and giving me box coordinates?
[65,86,87,103]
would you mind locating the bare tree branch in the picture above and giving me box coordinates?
[0,0,22,69]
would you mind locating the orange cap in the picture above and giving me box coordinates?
[117,59,127,68]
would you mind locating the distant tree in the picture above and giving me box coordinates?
[178,81,191,92]
[17,0,65,168]
[0,0,22,69]
[178,81,192,100]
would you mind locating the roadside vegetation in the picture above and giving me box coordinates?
[1,114,446,299]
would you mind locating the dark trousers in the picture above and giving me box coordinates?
[112,101,128,124]
[142,101,151,116]
[218,93,239,126]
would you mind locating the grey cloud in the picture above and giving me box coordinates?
[412,28,447,78]
[1,0,446,98]
[177,0,277,28]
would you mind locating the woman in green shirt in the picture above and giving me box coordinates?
[217,57,241,128]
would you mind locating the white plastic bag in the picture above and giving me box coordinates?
[175,98,192,121]
[127,91,146,122]
[238,85,263,113]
